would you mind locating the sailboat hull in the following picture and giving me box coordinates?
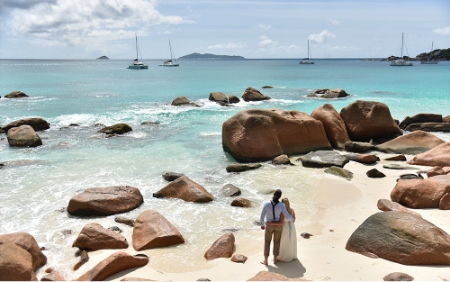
[299,60,314,64]
[128,65,148,69]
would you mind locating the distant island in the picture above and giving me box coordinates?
[178,53,245,60]
[387,47,450,61]
[96,56,110,60]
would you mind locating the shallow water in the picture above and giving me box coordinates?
[0,59,449,278]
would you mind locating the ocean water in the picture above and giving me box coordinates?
[0,59,449,278]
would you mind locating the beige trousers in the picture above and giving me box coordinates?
[264,224,283,256]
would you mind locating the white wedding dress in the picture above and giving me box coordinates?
[277,209,297,262]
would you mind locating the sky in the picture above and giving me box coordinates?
[0,0,449,59]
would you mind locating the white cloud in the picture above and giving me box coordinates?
[432,26,450,36]
[308,30,336,44]
[259,24,271,30]
[259,35,278,46]
[329,19,340,26]
[207,42,247,49]
[5,0,187,49]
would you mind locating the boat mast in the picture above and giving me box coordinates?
[169,40,174,61]
[401,32,404,58]
[135,33,138,60]
[307,40,310,59]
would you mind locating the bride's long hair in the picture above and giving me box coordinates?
[281,197,292,215]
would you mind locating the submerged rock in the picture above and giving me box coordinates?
[4,90,29,98]
[98,123,132,135]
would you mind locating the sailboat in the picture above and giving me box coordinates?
[127,34,148,69]
[160,40,179,67]
[421,42,438,64]
[390,33,413,66]
[299,40,314,64]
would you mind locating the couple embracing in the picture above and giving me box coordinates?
[260,189,297,265]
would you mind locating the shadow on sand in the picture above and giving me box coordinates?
[266,259,306,278]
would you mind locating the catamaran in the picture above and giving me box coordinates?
[390,33,413,66]
[299,40,314,64]
[160,40,179,67]
[127,34,148,69]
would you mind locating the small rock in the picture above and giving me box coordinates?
[226,163,262,173]
[162,172,184,181]
[222,184,241,197]
[301,232,313,239]
[385,154,407,161]
[231,197,251,207]
[114,216,135,227]
[73,250,89,271]
[383,272,414,281]
[366,168,386,178]
[231,254,248,263]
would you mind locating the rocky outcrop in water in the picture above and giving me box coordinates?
[399,113,442,129]
[307,88,350,98]
[98,123,132,135]
[7,125,42,147]
[171,96,200,107]
[153,175,213,202]
[67,186,144,216]
[132,209,185,251]
[2,117,50,132]
[241,87,271,102]
[72,223,129,251]
[4,90,29,98]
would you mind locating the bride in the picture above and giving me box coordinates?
[277,197,297,262]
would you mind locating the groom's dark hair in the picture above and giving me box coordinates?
[273,189,282,203]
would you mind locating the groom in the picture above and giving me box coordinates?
[260,189,294,265]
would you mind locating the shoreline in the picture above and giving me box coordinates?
[54,152,449,281]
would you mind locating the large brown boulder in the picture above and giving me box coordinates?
[375,130,445,154]
[391,178,450,209]
[98,123,132,135]
[307,88,349,99]
[222,109,331,162]
[2,118,50,132]
[76,252,149,281]
[399,113,442,129]
[346,211,450,265]
[377,199,421,217]
[153,175,213,202]
[204,232,235,260]
[0,232,47,271]
[340,100,402,142]
[311,103,350,149]
[242,87,271,102]
[67,186,144,216]
[132,209,185,251]
[171,96,199,107]
[407,142,450,167]
[4,90,29,98]
[404,123,450,133]
[7,125,42,147]
[0,243,37,281]
[72,223,129,251]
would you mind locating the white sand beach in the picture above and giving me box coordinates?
[69,152,450,281]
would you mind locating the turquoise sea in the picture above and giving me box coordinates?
[0,59,449,277]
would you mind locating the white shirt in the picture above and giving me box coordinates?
[260,200,294,226]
